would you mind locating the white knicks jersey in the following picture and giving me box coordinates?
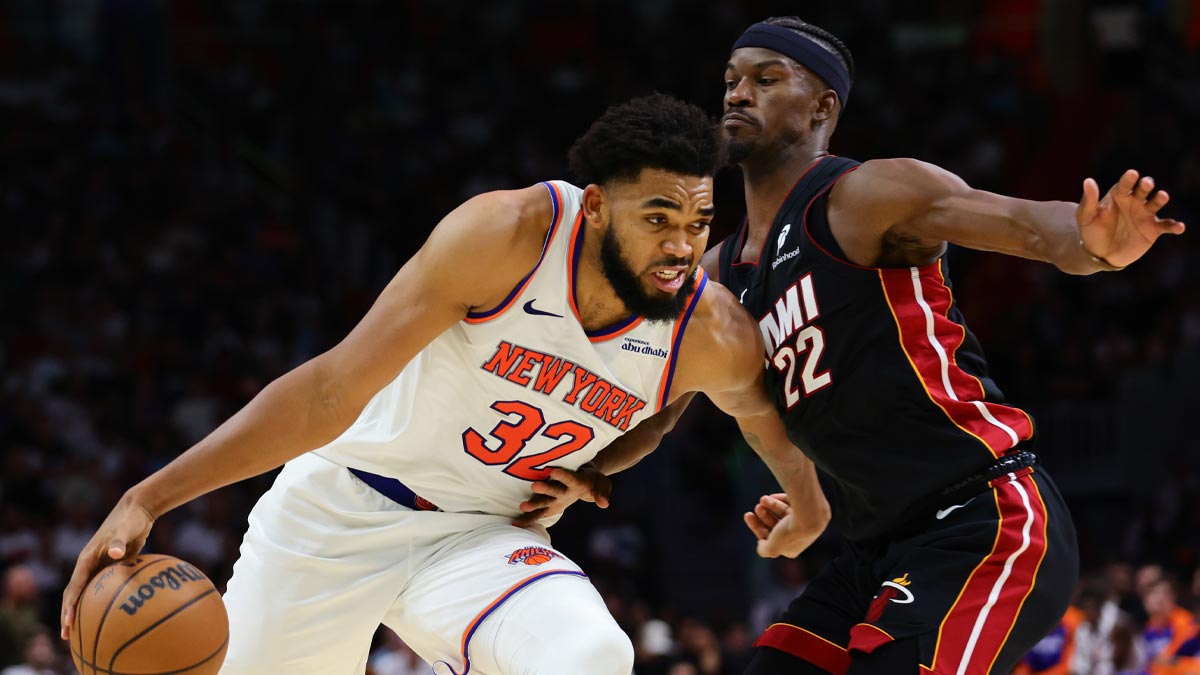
[314,181,708,520]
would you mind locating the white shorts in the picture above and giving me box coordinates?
[220,453,632,675]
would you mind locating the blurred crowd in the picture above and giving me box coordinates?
[1,1,1198,674]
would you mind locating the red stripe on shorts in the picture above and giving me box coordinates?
[926,472,1049,675]
[755,622,850,674]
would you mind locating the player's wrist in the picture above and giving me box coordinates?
[1078,238,1126,271]
[123,482,167,521]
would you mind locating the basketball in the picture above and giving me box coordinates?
[69,554,229,675]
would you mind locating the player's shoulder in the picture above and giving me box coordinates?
[435,182,572,280]
[679,277,764,378]
[462,182,562,243]
[835,157,960,198]
[853,157,930,178]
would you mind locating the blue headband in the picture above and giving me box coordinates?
[732,23,851,107]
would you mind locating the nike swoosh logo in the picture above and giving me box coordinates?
[935,496,978,520]
[739,289,748,303]
[523,299,563,318]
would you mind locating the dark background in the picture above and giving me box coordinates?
[1,1,1198,673]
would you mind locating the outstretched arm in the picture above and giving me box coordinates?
[829,159,1185,273]
[62,185,554,637]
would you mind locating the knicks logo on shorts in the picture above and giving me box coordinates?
[413,495,438,511]
[866,573,915,622]
[506,546,561,566]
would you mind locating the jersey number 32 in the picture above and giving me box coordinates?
[462,401,595,481]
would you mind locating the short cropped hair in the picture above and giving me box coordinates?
[568,93,719,186]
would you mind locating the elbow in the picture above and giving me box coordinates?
[307,358,362,441]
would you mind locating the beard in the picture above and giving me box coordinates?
[721,133,758,166]
[600,225,696,324]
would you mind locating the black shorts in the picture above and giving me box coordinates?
[747,467,1079,675]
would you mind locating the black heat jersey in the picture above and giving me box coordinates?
[718,156,1034,541]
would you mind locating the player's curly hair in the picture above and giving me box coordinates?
[568,93,719,186]
[765,16,856,85]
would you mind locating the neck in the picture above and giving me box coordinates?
[740,141,829,242]
[575,227,634,331]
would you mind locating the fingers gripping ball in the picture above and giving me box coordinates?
[69,555,229,675]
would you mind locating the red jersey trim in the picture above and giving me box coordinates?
[878,263,1033,457]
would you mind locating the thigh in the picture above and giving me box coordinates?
[745,547,873,675]
[860,470,1078,675]
[220,454,429,675]
[384,522,631,675]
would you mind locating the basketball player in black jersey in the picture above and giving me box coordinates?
[515,15,1187,675]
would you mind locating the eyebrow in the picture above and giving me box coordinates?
[641,197,714,217]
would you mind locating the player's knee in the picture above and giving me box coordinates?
[531,620,633,675]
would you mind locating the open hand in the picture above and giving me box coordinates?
[512,464,611,527]
[60,495,155,639]
[1077,169,1186,269]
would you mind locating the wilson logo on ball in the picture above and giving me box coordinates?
[119,562,208,616]
[506,546,560,566]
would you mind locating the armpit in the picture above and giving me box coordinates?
[878,227,946,268]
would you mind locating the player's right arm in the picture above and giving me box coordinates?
[61,185,555,638]
[828,160,1184,272]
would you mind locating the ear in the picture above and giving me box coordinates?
[581,184,608,231]
[813,90,838,123]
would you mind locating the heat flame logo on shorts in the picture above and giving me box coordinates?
[865,573,915,623]
[506,546,561,566]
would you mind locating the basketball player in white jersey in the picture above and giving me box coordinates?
[60,94,829,675]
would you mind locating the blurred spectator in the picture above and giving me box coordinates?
[749,556,809,635]
[1134,563,1169,626]
[674,616,723,675]
[718,621,754,675]
[1014,602,1082,675]
[1108,620,1147,675]
[1074,585,1138,675]
[0,567,41,669]
[0,627,58,675]
[634,618,675,675]
[1177,634,1200,675]
[1142,578,1198,675]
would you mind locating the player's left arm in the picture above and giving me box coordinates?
[512,394,695,526]
[831,159,1185,273]
[690,285,830,558]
